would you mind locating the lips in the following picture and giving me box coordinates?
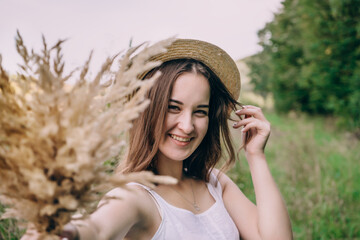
[169,134,191,142]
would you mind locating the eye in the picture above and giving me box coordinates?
[168,105,180,112]
[195,110,208,116]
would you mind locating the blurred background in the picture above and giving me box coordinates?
[1,0,359,239]
[234,1,360,239]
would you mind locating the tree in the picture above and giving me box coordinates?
[248,0,360,130]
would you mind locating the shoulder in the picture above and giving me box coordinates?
[210,169,259,238]
[209,168,235,194]
[102,185,157,217]
[93,185,158,229]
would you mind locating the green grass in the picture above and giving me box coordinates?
[0,204,24,239]
[229,111,360,239]
[1,112,359,239]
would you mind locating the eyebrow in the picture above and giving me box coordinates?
[169,99,209,108]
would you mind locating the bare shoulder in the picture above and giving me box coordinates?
[210,168,236,192]
[118,185,161,239]
[126,185,159,216]
[101,185,157,217]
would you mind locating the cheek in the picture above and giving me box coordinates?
[162,114,175,132]
[197,118,209,138]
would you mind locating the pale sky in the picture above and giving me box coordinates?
[0,0,283,74]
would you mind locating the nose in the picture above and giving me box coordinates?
[178,112,194,134]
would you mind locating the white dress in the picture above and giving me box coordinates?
[131,173,240,240]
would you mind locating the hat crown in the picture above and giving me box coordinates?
[146,39,241,100]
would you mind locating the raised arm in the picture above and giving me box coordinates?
[220,105,292,240]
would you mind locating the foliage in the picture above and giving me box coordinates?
[229,111,360,239]
[0,32,176,239]
[246,0,360,132]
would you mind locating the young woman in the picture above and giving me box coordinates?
[23,39,292,240]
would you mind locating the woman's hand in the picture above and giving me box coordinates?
[232,106,293,239]
[59,223,79,240]
[21,223,79,240]
[233,105,270,157]
[20,224,40,240]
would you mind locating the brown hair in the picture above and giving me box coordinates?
[118,59,241,182]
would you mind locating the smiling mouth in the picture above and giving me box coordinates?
[169,134,191,142]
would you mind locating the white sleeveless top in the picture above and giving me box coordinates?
[132,173,240,240]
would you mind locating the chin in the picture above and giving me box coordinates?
[158,150,192,162]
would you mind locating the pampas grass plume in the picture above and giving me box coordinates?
[0,31,175,239]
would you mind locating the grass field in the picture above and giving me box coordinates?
[229,111,360,239]
[1,111,359,239]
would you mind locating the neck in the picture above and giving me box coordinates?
[156,157,185,182]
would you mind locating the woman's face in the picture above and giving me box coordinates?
[158,72,210,163]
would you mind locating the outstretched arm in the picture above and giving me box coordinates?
[21,187,149,240]
[220,105,292,240]
[75,187,141,240]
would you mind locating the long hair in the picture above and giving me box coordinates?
[118,59,241,182]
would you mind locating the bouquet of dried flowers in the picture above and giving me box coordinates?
[0,31,175,239]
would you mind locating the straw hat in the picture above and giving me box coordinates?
[143,39,241,100]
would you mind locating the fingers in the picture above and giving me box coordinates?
[241,121,260,133]
[233,117,266,133]
[235,105,267,121]
[59,223,79,240]
[20,225,40,240]
[232,117,254,129]
[232,105,270,135]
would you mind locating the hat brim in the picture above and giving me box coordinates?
[141,39,241,100]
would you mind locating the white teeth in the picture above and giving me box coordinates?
[170,134,191,142]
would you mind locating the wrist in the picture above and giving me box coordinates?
[246,153,270,175]
[245,151,266,160]
[245,151,266,168]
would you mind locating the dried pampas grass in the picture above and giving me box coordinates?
[0,31,176,239]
